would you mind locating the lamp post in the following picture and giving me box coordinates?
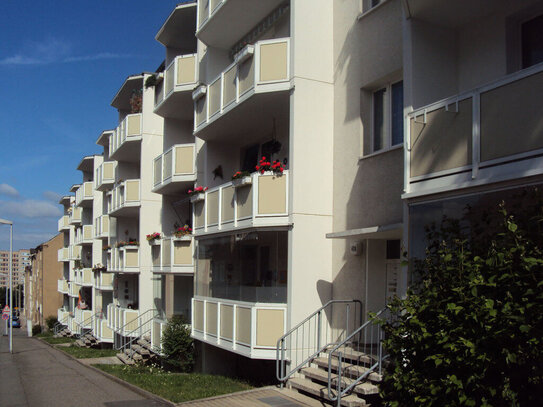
[0,219,13,353]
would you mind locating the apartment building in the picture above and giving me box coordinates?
[24,235,63,328]
[0,249,29,288]
[52,0,543,401]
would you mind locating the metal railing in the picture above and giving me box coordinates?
[53,313,70,336]
[327,308,391,406]
[276,300,362,386]
[114,308,158,357]
[74,311,101,338]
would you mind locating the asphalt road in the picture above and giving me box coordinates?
[0,327,167,407]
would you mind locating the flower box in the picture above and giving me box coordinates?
[190,193,205,203]
[172,235,192,242]
[120,245,139,250]
[149,239,161,246]
[232,176,252,188]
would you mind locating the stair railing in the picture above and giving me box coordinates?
[276,299,362,387]
[53,312,70,336]
[327,307,391,406]
[74,311,102,338]
[115,308,158,356]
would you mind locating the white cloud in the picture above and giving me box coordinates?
[0,184,19,197]
[0,199,61,218]
[42,190,62,203]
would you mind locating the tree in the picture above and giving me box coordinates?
[161,315,194,372]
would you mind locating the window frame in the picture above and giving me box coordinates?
[370,80,404,155]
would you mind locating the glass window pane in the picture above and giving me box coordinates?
[522,14,543,69]
[373,88,386,151]
[391,81,404,146]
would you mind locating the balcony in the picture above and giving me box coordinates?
[94,316,113,342]
[96,161,117,191]
[107,303,140,336]
[152,144,196,194]
[69,282,79,297]
[74,268,93,286]
[57,279,69,294]
[193,170,289,236]
[58,215,70,232]
[75,182,94,207]
[193,38,291,140]
[57,248,70,262]
[405,63,543,198]
[192,296,286,359]
[69,207,82,225]
[154,54,198,119]
[74,309,93,334]
[109,179,141,217]
[69,245,82,261]
[75,225,93,245]
[94,215,110,239]
[109,246,139,273]
[95,272,114,290]
[151,236,195,274]
[57,308,69,322]
[197,0,286,49]
[109,114,142,162]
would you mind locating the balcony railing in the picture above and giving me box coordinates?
[74,268,93,286]
[154,54,198,114]
[69,207,82,225]
[107,303,140,336]
[95,272,114,290]
[75,182,94,207]
[405,63,543,197]
[96,161,117,191]
[57,279,69,294]
[94,315,113,342]
[75,225,93,245]
[58,215,70,232]
[109,246,139,273]
[57,308,69,322]
[109,179,141,216]
[69,282,79,297]
[193,38,290,134]
[109,113,143,158]
[193,170,289,235]
[152,143,196,193]
[151,236,195,274]
[57,247,70,262]
[69,245,82,261]
[94,215,110,239]
[192,296,287,359]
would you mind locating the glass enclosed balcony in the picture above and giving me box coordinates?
[109,113,142,162]
[96,161,117,191]
[152,143,196,194]
[109,180,141,217]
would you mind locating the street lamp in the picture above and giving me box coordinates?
[0,218,13,354]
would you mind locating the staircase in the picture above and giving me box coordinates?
[116,334,158,365]
[75,331,99,348]
[277,301,389,406]
[114,309,160,365]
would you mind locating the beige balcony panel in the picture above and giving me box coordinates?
[154,156,162,185]
[124,311,139,332]
[221,185,235,222]
[166,61,175,95]
[174,240,192,265]
[164,150,173,179]
[480,71,543,162]
[207,190,219,225]
[125,180,140,201]
[410,99,472,178]
[103,162,114,179]
[175,146,194,174]
[83,225,93,240]
[237,184,253,219]
[196,97,207,126]
[239,57,255,95]
[152,245,161,267]
[236,307,251,344]
[102,321,113,339]
[220,304,233,340]
[206,302,218,335]
[194,300,204,331]
[260,42,288,82]
[84,182,93,197]
[102,273,113,286]
[258,175,286,215]
[223,65,237,106]
[178,55,196,84]
[256,308,284,347]
[153,321,161,349]
[125,249,139,268]
[194,201,205,228]
[209,79,221,117]
[83,269,92,284]
[127,115,141,136]
[102,216,109,230]
[162,239,172,267]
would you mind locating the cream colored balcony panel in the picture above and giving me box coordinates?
[194,38,291,140]
[109,246,139,273]
[193,171,289,236]
[75,182,94,207]
[152,144,196,194]
[151,237,195,274]
[69,245,82,261]
[94,215,110,239]
[96,161,117,191]
[109,113,142,162]
[98,272,114,290]
[69,282,79,297]
[154,54,197,119]
[192,296,286,359]
[69,207,82,225]
[58,215,70,232]
[57,279,69,294]
[405,63,543,198]
[57,247,70,262]
[109,180,141,217]
[57,308,69,323]
[197,0,286,49]
[75,225,94,246]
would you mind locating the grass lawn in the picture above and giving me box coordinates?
[93,364,253,403]
[57,345,118,358]
[42,336,76,345]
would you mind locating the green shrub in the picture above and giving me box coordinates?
[32,324,42,336]
[45,316,58,331]
[161,315,194,372]
[379,196,543,406]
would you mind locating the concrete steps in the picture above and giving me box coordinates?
[116,334,158,365]
[289,378,367,407]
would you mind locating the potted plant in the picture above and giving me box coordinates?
[255,156,284,175]
[173,224,192,240]
[231,171,252,187]
[188,186,208,203]
[92,264,107,272]
[146,232,161,243]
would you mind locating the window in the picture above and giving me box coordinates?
[362,0,385,13]
[521,14,543,68]
[371,80,403,153]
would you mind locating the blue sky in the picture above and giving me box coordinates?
[0,1,187,250]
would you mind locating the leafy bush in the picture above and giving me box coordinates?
[380,195,543,406]
[45,316,58,331]
[32,324,42,336]
[161,315,194,372]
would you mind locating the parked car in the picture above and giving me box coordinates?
[11,314,20,328]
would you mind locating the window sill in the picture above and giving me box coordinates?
[357,0,391,21]
[359,144,403,161]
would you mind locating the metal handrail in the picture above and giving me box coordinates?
[53,313,70,336]
[327,308,390,406]
[74,311,102,338]
[114,308,157,352]
[276,299,362,385]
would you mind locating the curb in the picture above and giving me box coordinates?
[36,337,174,406]
[174,385,275,406]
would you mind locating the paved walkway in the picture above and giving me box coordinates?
[0,329,167,407]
